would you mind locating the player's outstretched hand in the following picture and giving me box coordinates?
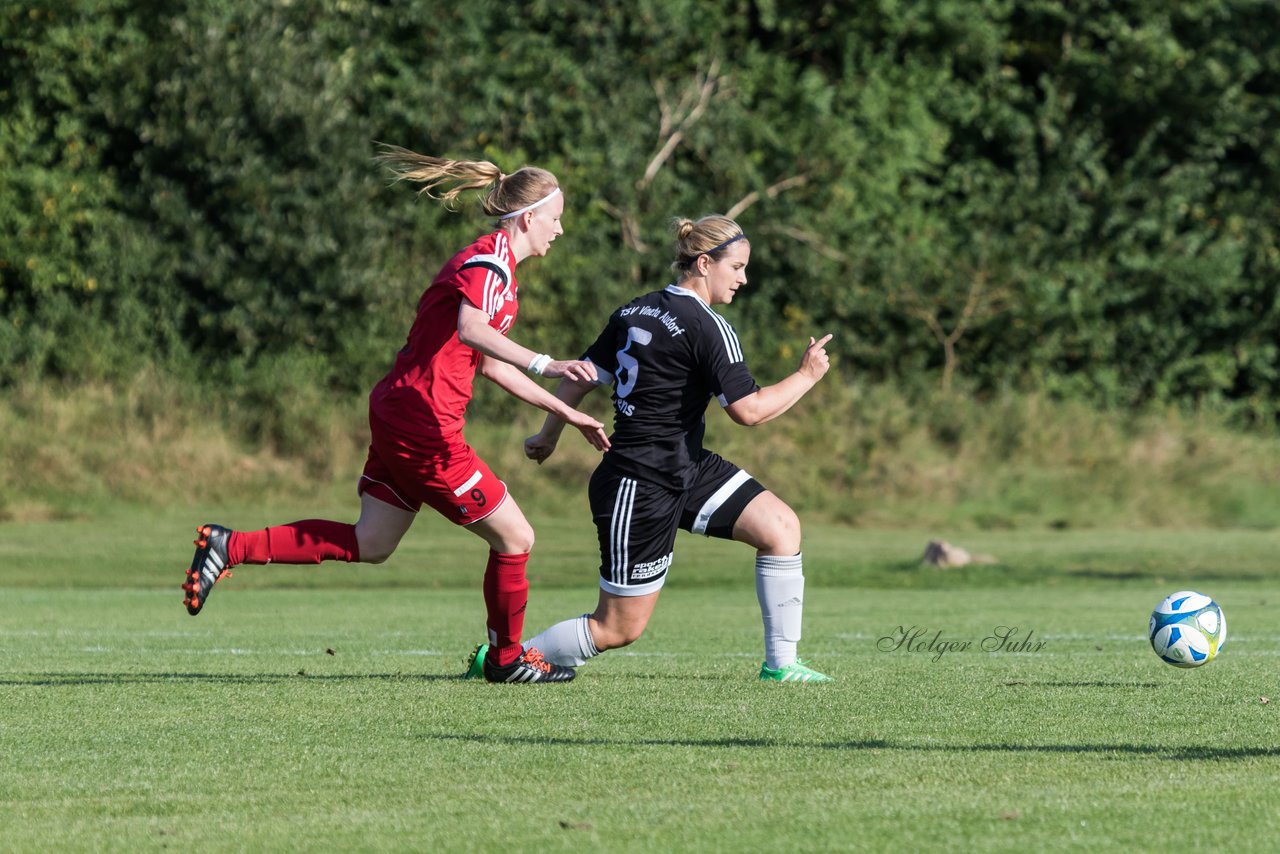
[544,359,598,384]
[799,333,833,382]
[567,410,611,452]
[525,432,558,464]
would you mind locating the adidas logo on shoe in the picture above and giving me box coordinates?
[183,523,233,616]
[482,647,575,684]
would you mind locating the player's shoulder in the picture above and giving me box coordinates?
[437,231,514,287]
[660,285,731,329]
[458,230,509,256]
[605,286,732,336]
[607,287,664,320]
[660,286,745,362]
[456,231,513,270]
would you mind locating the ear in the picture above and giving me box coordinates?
[695,253,711,276]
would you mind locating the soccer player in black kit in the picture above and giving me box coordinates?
[465,214,835,682]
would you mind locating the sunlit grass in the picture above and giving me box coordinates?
[1,510,1278,851]
[1,582,1276,852]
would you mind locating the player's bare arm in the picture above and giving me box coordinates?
[525,376,600,464]
[724,333,833,427]
[458,302,597,383]
[479,356,610,451]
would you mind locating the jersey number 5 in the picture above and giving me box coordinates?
[615,327,653,399]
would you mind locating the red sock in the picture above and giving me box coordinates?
[226,521,360,567]
[483,550,529,667]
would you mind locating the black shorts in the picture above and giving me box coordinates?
[588,451,766,596]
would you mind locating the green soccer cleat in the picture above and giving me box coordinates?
[463,643,489,679]
[759,659,833,683]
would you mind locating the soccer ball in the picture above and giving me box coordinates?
[1148,591,1226,668]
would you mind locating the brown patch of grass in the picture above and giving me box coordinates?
[3,375,1277,531]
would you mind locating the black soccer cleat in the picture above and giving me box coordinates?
[482,646,576,684]
[183,523,233,616]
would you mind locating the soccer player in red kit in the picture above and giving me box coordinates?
[182,146,609,684]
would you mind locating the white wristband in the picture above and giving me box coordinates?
[527,354,553,376]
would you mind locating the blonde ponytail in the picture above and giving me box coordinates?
[375,143,559,219]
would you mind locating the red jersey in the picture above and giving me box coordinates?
[369,231,519,443]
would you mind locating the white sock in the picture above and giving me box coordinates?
[523,614,599,667]
[756,553,804,669]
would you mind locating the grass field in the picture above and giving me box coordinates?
[2,503,1278,852]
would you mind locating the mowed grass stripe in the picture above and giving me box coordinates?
[1,577,1278,852]
[3,502,1280,589]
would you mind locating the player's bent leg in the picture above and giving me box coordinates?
[353,492,417,564]
[185,491,414,617]
[501,466,677,675]
[733,491,833,683]
[183,510,376,615]
[462,496,569,680]
[731,490,801,556]
[464,495,535,555]
[222,521,362,569]
[587,589,661,651]
[518,590,660,672]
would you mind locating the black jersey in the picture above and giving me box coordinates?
[583,284,759,490]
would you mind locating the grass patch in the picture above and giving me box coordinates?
[5,379,1280,846]
[3,499,1279,592]
[3,509,1279,850]
[1,571,1277,851]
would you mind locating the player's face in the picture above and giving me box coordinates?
[525,192,565,258]
[706,241,750,305]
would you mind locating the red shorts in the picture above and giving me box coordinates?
[358,412,508,526]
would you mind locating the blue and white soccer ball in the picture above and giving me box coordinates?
[1148,591,1226,668]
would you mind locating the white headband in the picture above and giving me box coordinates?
[498,187,561,220]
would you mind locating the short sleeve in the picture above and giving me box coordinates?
[456,254,513,319]
[696,314,758,405]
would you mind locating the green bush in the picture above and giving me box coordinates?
[2,0,1277,424]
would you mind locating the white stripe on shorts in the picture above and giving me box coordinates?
[453,469,483,497]
[359,475,418,512]
[691,469,753,535]
[610,478,637,586]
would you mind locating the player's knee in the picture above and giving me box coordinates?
[601,627,644,650]
[502,524,535,555]
[590,620,645,651]
[357,540,395,564]
[761,504,802,554]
